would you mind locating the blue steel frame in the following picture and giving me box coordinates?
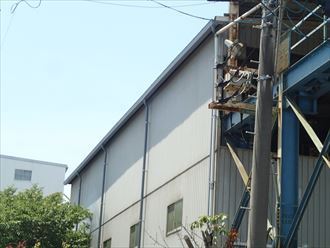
[280,40,330,247]
[280,99,300,247]
[284,41,330,95]
[222,41,330,248]
[283,130,330,248]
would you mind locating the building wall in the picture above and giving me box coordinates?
[0,155,66,195]
[143,157,209,248]
[79,151,105,233]
[70,32,215,247]
[146,32,213,194]
[103,108,145,222]
[68,25,330,247]
[99,156,209,248]
[215,147,330,247]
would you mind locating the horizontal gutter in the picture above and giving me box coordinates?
[64,16,228,185]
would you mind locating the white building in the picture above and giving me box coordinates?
[65,13,330,248]
[0,154,67,195]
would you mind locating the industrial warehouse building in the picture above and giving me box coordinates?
[65,4,330,247]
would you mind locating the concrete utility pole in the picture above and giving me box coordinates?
[247,1,277,247]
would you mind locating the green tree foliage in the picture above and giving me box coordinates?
[0,186,92,248]
[190,214,227,248]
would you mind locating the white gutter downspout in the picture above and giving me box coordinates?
[208,3,263,216]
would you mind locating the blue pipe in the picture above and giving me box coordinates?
[280,99,299,247]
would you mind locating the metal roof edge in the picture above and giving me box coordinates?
[64,16,228,185]
[0,154,68,170]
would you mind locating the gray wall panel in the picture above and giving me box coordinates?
[103,109,145,221]
[79,151,104,235]
[146,35,214,194]
[216,147,330,247]
[70,178,80,205]
[143,157,209,248]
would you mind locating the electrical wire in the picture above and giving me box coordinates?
[1,10,16,48]
[149,0,212,21]
[11,0,41,13]
[84,0,215,9]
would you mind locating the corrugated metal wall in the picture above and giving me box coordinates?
[69,33,216,247]
[216,147,330,247]
[143,157,209,248]
[79,151,104,232]
[101,203,140,248]
[146,35,213,195]
[103,109,145,222]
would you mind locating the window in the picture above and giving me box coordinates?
[166,199,183,234]
[14,169,32,181]
[129,222,140,248]
[103,238,111,248]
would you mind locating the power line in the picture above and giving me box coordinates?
[1,11,16,48]
[84,0,215,9]
[149,0,212,21]
[11,0,41,13]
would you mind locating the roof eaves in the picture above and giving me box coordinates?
[0,154,68,171]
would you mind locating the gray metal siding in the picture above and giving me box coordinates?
[146,34,214,194]
[101,203,140,248]
[70,177,80,205]
[103,109,145,222]
[215,147,330,247]
[64,18,228,185]
[79,151,104,232]
[298,155,330,248]
[143,157,209,248]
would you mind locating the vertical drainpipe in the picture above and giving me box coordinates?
[138,100,149,248]
[98,145,108,248]
[77,172,82,206]
[208,24,224,216]
[75,172,83,231]
[280,98,299,247]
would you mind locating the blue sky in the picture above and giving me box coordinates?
[0,0,228,180]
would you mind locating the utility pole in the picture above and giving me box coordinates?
[247,1,277,247]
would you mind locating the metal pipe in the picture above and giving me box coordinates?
[98,145,108,248]
[291,18,329,50]
[75,172,83,231]
[291,5,322,32]
[208,24,225,216]
[208,30,218,217]
[208,109,217,216]
[323,15,328,41]
[77,172,82,206]
[138,100,149,248]
[215,3,262,37]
